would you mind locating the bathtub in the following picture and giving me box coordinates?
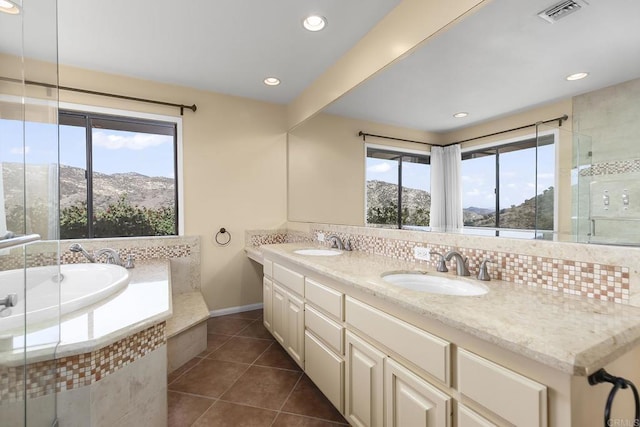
[0,264,130,332]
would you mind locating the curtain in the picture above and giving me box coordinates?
[429,145,462,231]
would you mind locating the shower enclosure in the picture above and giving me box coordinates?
[1,1,61,426]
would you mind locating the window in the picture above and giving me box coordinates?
[461,135,555,236]
[365,146,430,230]
[59,111,178,238]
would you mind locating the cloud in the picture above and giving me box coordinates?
[10,146,30,155]
[93,131,171,150]
[466,188,480,196]
[367,162,392,174]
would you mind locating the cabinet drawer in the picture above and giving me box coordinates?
[346,297,450,385]
[305,278,344,320]
[306,305,343,354]
[458,405,497,427]
[305,331,344,413]
[457,349,547,427]
[263,259,273,278]
[273,263,304,296]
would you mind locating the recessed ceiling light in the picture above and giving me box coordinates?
[566,72,589,81]
[263,77,281,86]
[453,112,469,118]
[303,15,327,32]
[0,0,20,14]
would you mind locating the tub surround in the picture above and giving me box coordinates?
[1,259,172,365]
[260,242,640,376]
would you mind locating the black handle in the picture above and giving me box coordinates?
[589,368,640,426]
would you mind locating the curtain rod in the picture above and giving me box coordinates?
[0,76,197,115]
[447,114,568,146]
[358,114,568,148]
[357,131,433,146]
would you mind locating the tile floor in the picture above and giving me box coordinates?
[168,309,349,426]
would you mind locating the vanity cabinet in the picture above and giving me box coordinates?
[385,357,451,427]
[269,263,305,368]
[262,257,549,427]
[304,278,345,412]
[262,277,273,332]
[345,331,385,427]
[345,330,451,427]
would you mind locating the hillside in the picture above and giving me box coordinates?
[2,162,175,210]
[465,187,554,230]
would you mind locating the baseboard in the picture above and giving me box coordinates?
[209,302,264,318]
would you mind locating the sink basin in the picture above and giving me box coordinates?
[381,272,488,296]
[294,248,343,256]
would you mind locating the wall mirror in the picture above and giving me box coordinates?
[287,0,640,246]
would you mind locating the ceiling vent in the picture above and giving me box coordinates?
[538,0,589,23]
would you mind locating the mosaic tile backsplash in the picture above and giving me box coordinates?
[246,226,631,304]
[0,323,165,402]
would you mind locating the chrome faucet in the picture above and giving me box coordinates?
[95,248,123,266]
[327,234,345,250]
[69,243,96,263]
[444,250,471,276]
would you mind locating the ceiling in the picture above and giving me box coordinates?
[54,0,401,105]
[2,0,639,131]
[324,0,640,133]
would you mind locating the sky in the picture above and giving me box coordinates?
[366,144,555,210]
[0,119,175,178]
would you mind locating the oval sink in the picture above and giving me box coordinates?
[381,272,488,296]
[294,248,343,256]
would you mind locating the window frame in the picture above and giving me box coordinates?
[460,129,559,236]
[58,102,184,237]
[364,143,431,230]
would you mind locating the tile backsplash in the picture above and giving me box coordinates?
[247,224,638,305]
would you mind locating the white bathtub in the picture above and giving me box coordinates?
[0,264,130,332]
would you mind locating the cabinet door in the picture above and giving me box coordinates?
[385,357,451,427]
[272,283,287,345]
[286,292,305,368]
[305,331,344,413]
[263,277,273,332]
[345,331,385,427]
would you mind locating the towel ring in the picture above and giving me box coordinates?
[215,228,231,246]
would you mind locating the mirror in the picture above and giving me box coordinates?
[287,0,640,245]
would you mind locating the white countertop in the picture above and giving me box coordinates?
[260,243,640,376]
[0,260,172,365]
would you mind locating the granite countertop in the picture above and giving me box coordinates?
[1,260,172,364]
[260,243,640,376]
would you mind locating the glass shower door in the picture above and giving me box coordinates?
[0,1,61,426]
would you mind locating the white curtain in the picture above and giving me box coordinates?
[429,145,462,232]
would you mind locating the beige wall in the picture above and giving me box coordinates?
[288,112,440,225]
[1,59,288,311]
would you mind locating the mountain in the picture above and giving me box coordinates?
[464,187,554,230]
[366,180,431,211]
[2,162,175,211]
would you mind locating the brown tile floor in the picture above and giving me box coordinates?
[168,309,349,426]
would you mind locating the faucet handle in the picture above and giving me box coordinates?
[125,254,135,269]
[477,259,494,281]
[431,252,448,272]
[344,239,353,251]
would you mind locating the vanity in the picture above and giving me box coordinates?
[256,242,640,427]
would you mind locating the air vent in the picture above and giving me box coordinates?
[538,0,588,23]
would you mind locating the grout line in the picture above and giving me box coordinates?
[188,398,218,427]
[277,410,350,425]
[167,356,205,386]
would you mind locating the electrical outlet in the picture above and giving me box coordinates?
[413,246,431,261]
[317,232,325,242]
